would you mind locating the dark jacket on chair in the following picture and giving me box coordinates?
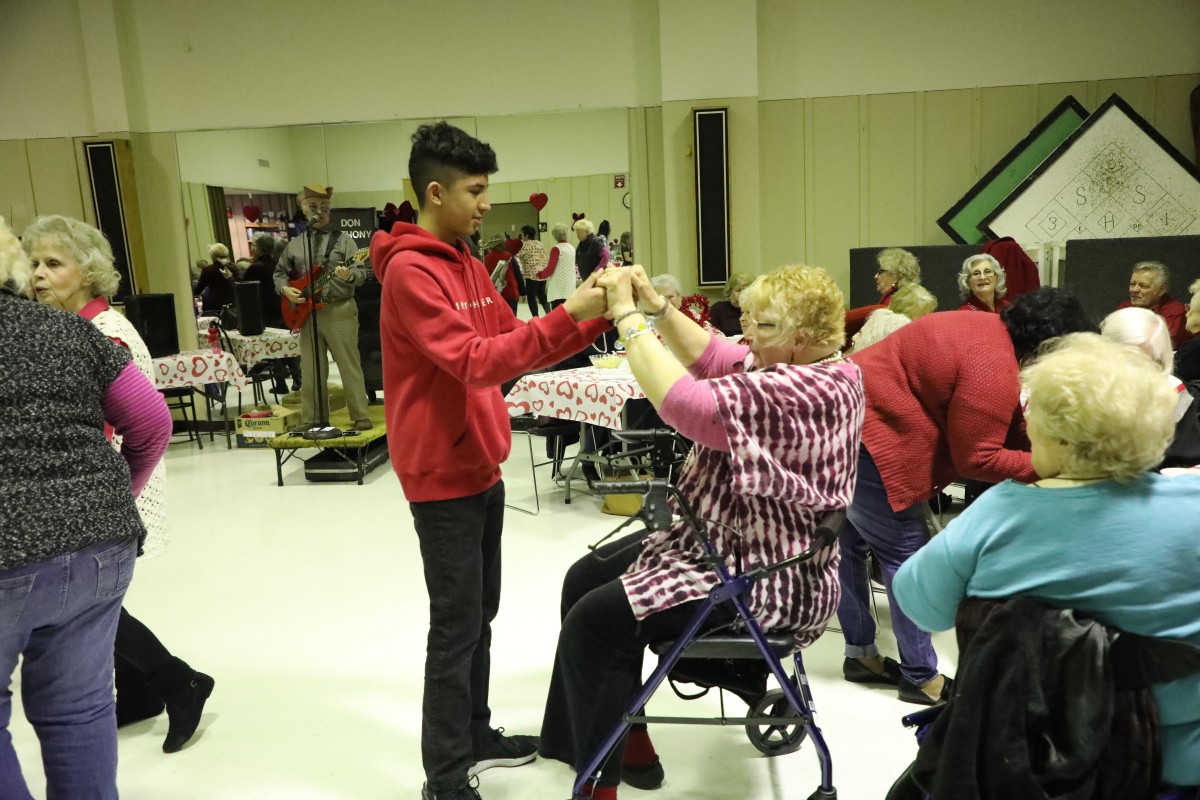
[912,597,1200,800]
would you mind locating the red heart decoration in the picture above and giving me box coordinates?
[397,200,416,224]
[505,237,522,256]
[529,192,548,211]
[243,204,261,223]
[572,212,586,222]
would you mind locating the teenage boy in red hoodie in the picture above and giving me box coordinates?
[370,122,610,800]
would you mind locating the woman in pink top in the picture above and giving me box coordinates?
[539,264,864,798]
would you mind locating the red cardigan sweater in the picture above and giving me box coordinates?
[849,311,1037,511]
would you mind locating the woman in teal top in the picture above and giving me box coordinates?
[894,333,1200,788]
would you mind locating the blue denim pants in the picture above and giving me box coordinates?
[0,537,136,800]
[835,445,940,686]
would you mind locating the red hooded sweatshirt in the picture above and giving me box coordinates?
[370,222,609,502]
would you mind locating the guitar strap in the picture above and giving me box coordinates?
[311,229,342,270]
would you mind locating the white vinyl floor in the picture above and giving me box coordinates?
[9,341,960,799]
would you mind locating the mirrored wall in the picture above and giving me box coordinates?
[175,109,635,265]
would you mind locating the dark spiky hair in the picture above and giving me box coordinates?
[408,122,498,208]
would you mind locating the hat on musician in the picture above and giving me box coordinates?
[298,184,334,202]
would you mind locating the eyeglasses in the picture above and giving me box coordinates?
[302,202,331,212]
[875,269,892,276]
[970,268,995,278]
[740,317,779,333]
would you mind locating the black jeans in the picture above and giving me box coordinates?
[526,280,550,316]
[410,481,505,790]
[539,531,734,786]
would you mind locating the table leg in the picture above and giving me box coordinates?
[276,449,284,487]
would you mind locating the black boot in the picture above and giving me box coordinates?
[161,672,214,753]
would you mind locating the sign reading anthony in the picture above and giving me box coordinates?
[331,207,377,251]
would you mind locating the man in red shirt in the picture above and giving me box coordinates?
[1117,261,1191,348]
[370,122,608,800]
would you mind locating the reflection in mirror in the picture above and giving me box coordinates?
[174,109,633,270]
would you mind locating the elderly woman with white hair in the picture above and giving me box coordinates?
[1175,279,1200,382]
[894,333,1200,790]
[193,241,238,313]
[537,222,577,308]
[0,215,172,797]
[540,263,864,797]
[708,271,754,336]
[24,214,215,754]
[958,253,1010,313]
[573,218,609,281]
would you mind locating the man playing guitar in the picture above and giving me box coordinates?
[273,184,373,431]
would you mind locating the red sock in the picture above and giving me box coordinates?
[590,787,618,800]
[623,728,658,766]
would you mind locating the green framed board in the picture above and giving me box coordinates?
[937,96,1088,245]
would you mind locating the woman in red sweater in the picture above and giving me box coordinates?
[836,289,1094,704]
[957,253,1011,313]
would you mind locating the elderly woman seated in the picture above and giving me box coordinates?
[708,271,754,336]
[893,333,1200,791]
[1175,278,1200,382]
[957,253,1010,313]
[875,247,921,305]
[539,264,864,799]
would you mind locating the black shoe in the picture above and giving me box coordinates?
[842,656,902,686]
[469,727,538,776]
[420,778,481,800]
[162,672,215,752]
[897,675,954,706]
[622,757,665,790]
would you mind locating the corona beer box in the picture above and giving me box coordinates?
[235,405,296,448]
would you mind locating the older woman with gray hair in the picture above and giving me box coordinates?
[894,333,1200,789]
[573,218,609,281]
[1174,279,1200,382]
[24,214,215,754]
[1,214,172,796]
[536,222,577,308]
[958,253,1010,313]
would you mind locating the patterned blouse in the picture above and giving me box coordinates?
[621,359,864,650]
[83,298,170,558]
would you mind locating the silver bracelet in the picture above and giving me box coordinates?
[641,299,671,321]
[612,309,642,327]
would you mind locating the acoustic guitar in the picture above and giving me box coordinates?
[281,247,370,330]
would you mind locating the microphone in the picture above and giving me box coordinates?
[308,214,322,225]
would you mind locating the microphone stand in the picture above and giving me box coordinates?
[301,215,343,441]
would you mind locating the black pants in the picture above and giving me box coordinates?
[526,280,550,316]
[114,608,194,723]
[539,532,734,786]
[410,481,505,790]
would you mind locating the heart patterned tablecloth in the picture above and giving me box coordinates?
[505,367,646,430]
[153,350,250,390]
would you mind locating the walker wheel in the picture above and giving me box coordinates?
[745,688,807,756]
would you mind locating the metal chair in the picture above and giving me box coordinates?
[159,386,203,449]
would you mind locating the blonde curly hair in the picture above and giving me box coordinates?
[738,264,845,349]
[876,247,921,288]
[1022,333,1176,480]
[0,216,32,297]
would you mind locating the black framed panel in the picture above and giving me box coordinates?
[124,293,179,358]
[1062,235,1200,324]
[849,245,980,312]
[694,108,730,287]
[84,142,135,300]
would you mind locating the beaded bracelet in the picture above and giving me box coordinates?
[621,328,654,346]
[612,309,642,327]
[618,321,652,345]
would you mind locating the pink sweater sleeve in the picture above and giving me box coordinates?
[688,334,750,380]
[102,362,172,497]
[660,375,730,452]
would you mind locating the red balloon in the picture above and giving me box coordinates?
[529,192,548,211]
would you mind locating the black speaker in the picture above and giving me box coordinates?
[234,281,265,335]
[694,108,730,287]
[124,293,179,358]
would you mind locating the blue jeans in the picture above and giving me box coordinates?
[410,482,504,790]
[836,446,939,686]
[0,537,137,800]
